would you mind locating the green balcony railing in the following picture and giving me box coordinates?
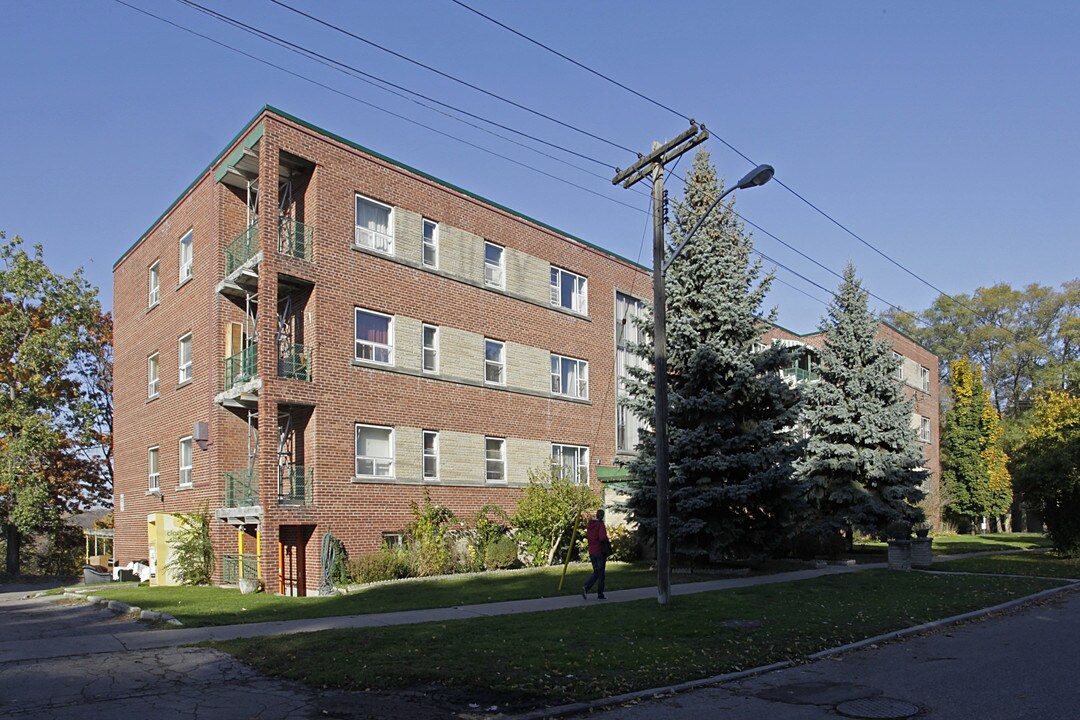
[223,468,259,508]
[224,343,258,389]
[781,366,818,382]
[222,553,260,583]
[278,342,311,381]
[225,222,259,275]
[278,465,313,505]
[278,216,314,262]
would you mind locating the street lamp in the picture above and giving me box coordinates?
[652,163,775,605]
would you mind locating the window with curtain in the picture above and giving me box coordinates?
[422,219,438,268]
[485,437,506,483]
[423,431,439,479]
[178,437,192,487]
[355,309,393,364]
[355,194,394,254]
[551,353,588,399]
[485,339,505,385]
[552,444,589,484]
[550,266,588,314]
[356,424,394,477]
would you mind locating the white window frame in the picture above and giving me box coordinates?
[148,446,160,492]
[422,324,439,374]
[355,424,395,478]
[550,266,588,314]
[178,437,193,487]
[485,339,505,385]
[919,365,931,392]
[892,351,905,381]
[178,333,193,384]
[552,443,589,485]
[178,230,193,283]
[615,291,645,453]
[484,241,505,289]
[919,416,932,443]
[147,352,159,399]
[354,194,394,255]
[355,308,394,365]
[485,437,506,484]
[148,261,160,308]
[551,353,589,400]
[423,430,439,480]
[422,219,439,269]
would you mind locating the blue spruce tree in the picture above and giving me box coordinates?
[795,264,927,541]
[625,150,804,563]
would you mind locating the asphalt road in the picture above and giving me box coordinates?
[576,587,1080,720]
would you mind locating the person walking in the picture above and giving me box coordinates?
[582,508,609,600]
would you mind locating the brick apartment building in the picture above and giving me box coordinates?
[112,106,940,595]
[112,106,653,594]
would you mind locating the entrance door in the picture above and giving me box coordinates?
[278,525,309,597]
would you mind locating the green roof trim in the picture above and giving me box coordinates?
[115,105,648,273]
[597,465,630,480]
[212,123,264,184]
[114,107,269,270]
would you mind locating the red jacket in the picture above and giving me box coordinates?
[586,517,608,556]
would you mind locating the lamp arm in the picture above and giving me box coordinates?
[660,184,738,275]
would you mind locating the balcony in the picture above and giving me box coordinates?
[222,553,260,583]
[278,465,313,505]
[278,342,311,382]
[279,217,314,262]
[225,222,260,276]
[223,468,259,508]
[224,344,258,389]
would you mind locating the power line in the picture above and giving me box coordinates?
[178,0,614,172]
[268,0,639,156]
[111,0,650,216]
[448,1,985,328]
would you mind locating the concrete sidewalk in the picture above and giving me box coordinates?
[0,549,1039,665]
[0,561,884,664]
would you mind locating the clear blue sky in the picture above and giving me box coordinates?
[3,1,1078,332]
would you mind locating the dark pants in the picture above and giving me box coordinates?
[584,553,606,596]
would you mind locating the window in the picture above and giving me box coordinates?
[484,242,504,288]
[892,351,905,381]
[423,431,439,480]
[550,267,588,314]
[382,532,404,548]
[178,231,193,283]
[485,437,506,483]
[422,324,439,374]
[616,292,645,452]
[919,416,932,443]
[485,339,505,385]
[147,353,159,399]
[355,194,394,254]
[919,365,931,392]
[355,309,393,364]
[551,353,589,399]
[148,261,160,308]
[422,219,438,269]
[355,424,394,478]
[178,437,193,487]
[552,444,589,484]
[178,333,192,384]
[148,447,160,492]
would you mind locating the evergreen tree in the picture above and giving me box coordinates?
[625,149,804,563]
[940,358,1013,530]
[795,264,927,539]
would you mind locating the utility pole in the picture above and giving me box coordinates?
[613,123,708,606]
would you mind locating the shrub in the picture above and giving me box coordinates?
[787,531,849,560]
[348,544,412,584]
[27,524,83,575]
[511,464,600,566]
[606,524,639,562]
[406,491,456,576]
[482,536,519,570]
[167,504,214,585]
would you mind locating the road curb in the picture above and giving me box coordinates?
[509,581,1080,719]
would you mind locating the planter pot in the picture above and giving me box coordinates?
[887,540,912,571]
[911,538,933,568]
[915,528,930,538]
[238,578,262,595]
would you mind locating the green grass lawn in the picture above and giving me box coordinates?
[83,561,802,627]
[213,570,1067,711]
[852,532,1051,557]
[934,552,1080,579]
